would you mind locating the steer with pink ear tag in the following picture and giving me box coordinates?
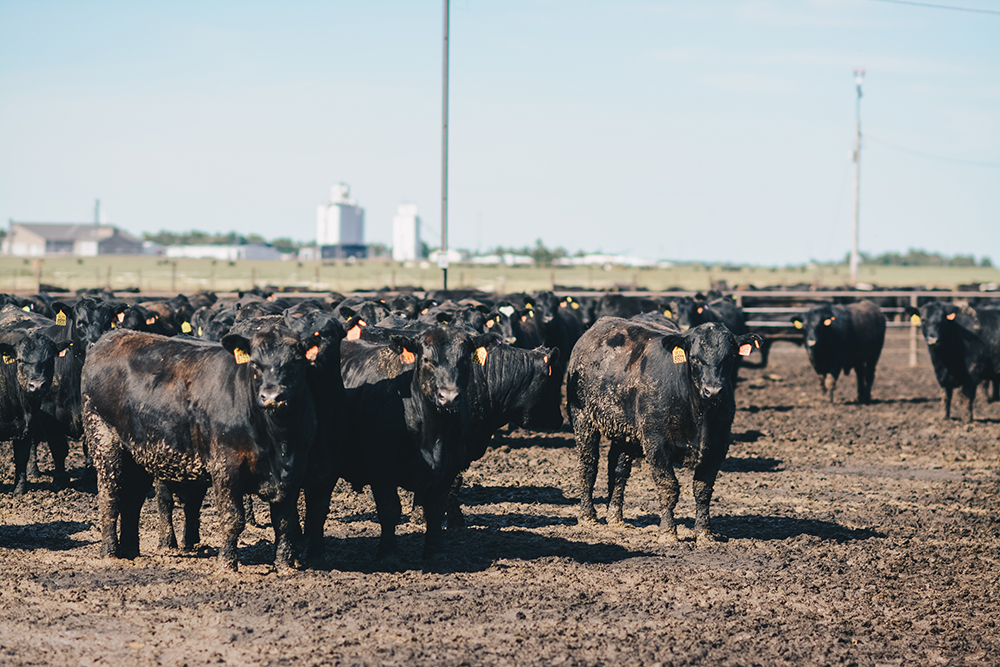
[790,299,886,404]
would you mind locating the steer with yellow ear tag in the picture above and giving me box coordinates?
[791,300,886,404]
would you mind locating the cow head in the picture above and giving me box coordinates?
[661,323,761,401]
[517,346,564,432]
[222,325,312,413]
[915,301,962,346]
[791,304,838,350]
[401,326,501,411]
[0,333,73,399]
[665,296,701,331]
[72,298,129,354]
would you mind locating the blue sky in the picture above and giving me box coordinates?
[1,0,997,264]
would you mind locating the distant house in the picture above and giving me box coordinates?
[4,221,142,257]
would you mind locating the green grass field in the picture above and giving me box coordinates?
[1,255,997,294]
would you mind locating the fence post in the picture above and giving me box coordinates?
[909,293,919,367]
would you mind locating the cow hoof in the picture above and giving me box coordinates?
[606,517,628,530]
[52,472,70,490]
[657,530,679,544]
[12,481,27,496]
[375,553,403,572]
[695,531,722,545]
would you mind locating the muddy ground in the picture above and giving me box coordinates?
[1,331,998,667]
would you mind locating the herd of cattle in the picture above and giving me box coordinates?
[1,287,998,570]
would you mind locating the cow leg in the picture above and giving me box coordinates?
[824,373,838,403]
[45,431,70,488]
[855,364,870,404]
[572,412,601,525]
[991,378,999,403]
[962,383,976,422]
[88,411,123,558]
[269,495,300,572]
[645,445,680,542]
[26,441,40,479]
[421,485,449,561]
[155,481,178,550]
[692,463,720,543]
[303,477,336,566]
[445,474,466,530]
[943,387,953,420]
[12,437,31,495]
[370,482,402,563]
[212,482,245,572]
[117,465,151,560]
[606,439,632,527]
[181,486,208,550]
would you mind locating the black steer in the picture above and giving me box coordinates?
[568,318,761,543]
[791,300,886,404]
[338,325,498,562]
[908,302,1000,421]
[82,324,319,571]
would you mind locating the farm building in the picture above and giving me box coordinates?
[3,220,142,257]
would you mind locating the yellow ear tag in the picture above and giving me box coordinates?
[946,312,956,321]
[571,301,579,310]
[400,349,416,364]
[793,321,803,329]
[197,326,203,336]
[2,354,14,365]
[525,303,533,310]
[738,344,752,357]
[672,346,687,364]
[663,309,672,318]
[233,349,251,365]
[21,305,30,312]
[474,347,488,365]
[181,321,192,333]
[55,311,67,326]
[910,314,921,326]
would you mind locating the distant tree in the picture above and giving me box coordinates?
[368,242,388,257]
[245,233,267,246]
[982,257,993,268]
[420,241,430,258]
[271,238,297,254]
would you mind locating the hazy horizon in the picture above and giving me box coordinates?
[2,1,997,265]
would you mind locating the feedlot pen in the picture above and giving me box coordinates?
[0,291,998,666]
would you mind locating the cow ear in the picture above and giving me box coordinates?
[343,315,367,341]
[736,333,763,357]
[659,334,688,363]
[544,345,560,366]
[221,334,252,357]
[435,311,451,324]
[472,332,503,351]
[0,342,16,363]
[387,334,418,358]
[51,301,74,325]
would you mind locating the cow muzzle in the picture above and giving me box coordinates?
[926,337,938,345]
[259,389,287,411]
[436,388,460,409]
[700,384,723,400]
[806,339,817,347]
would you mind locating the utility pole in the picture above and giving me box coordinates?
[440,0,450,290]
[850,67,864,286]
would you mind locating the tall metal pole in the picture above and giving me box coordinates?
[440,0,450,290]
[850,67,864,286]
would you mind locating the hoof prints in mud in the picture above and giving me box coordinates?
[2,340,999,666]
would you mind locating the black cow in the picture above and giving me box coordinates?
[567,318,760,542]
[791,300,886,404]
[338,325,498,562]
[82,324,319,571]
[0,328,72,493]
[907,302,1000,421]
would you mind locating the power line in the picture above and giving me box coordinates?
[867,136,1000,167]
[869,0,1000,15]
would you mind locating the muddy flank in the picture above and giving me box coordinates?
[1,336,998,666]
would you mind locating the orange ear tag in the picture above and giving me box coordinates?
[347,326,362,341]
[672,347,687,364]
[474,347,488,365]
[793,321,803,329]
[697,307,704,314]
[738,344,752,357]
[823,318,833,326]
[946,312,956,321]
[233,349,251,365]
[305,346,319,362]
[146,316,157,325]
[754,339,761,349]
[400,349,416,364]
[521,316,527,322]
[58,348,69,358]
[485,319,494,328]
